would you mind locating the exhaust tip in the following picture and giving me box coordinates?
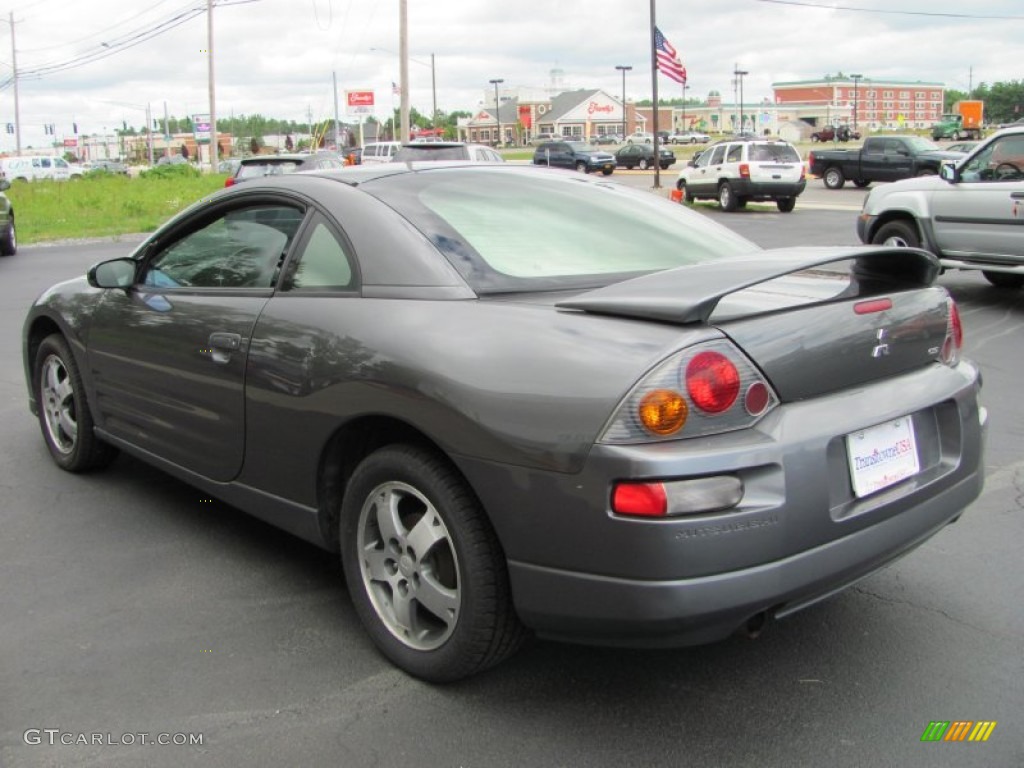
[743,611,769,639]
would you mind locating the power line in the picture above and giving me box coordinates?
[16,0,182,54]
[753,0,1024,20]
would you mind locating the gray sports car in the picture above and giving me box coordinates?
[23,164,986,682]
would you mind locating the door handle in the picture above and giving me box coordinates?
[207,332,242,364]
[209,332,241,351]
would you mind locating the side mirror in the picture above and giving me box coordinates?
[939,162,958,183]
[88,258,138,289]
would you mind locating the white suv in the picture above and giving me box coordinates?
[676,137,806,212]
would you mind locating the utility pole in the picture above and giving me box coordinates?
[431,53,437,134]
[399,0,409,143]
[333,71,341,149]
[9,12,22,154]
[207,0,218,172]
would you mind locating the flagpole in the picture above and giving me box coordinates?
[649,0,661,189]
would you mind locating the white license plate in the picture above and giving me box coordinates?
[846,416,920,498]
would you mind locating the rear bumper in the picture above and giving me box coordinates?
[457,362,986,648]
[732,179,807,199]
[508,461,982,647]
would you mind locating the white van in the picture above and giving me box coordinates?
[360,141,402,164]
[0,155,83,182]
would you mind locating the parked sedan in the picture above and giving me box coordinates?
[23,164,985,682]
[670,131,711,144]
[614,143,676,170]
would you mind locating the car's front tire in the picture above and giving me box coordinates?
[638,158,649,170]
[341,445,526,682]
[982,271,1024,289]
[576,162,588,173]
[871,220,921,249]
[34,334,117,472]
[0,218,15,256]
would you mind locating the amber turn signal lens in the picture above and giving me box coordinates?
[638,389,688,436]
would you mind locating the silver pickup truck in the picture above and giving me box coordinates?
[856,127,1024,288]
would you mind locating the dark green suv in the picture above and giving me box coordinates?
[532,141,615,175]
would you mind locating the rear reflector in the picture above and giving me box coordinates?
[612,477,744,518]
[612,483,667,517]
[854,298,893,315]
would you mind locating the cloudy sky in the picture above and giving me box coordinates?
[0,0,1020,148]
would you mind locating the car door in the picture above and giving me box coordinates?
[689,144,727,196]
[86,199,308,481]
[930,134,1024,259]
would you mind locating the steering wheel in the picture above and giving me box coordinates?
[994,162,1021,179]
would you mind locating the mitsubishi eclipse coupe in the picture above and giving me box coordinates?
[23,163,986,682]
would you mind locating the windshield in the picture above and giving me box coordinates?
[237,161,301,179]
[393,146,468,161]
[363,167,759,293]
[566,143,592,152]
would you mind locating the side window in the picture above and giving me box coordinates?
[142,204,304,289]
[726,144,743,162]
[709,145,727,165]
[283,216,354,291]
[961,137,1024,183]
[41,158,52,168]
[55,158,68,168]
[695,149,713,168]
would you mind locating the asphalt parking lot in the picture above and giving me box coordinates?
[1,198,1021,767]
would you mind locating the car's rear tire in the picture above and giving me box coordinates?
[915,168,937,177]
[871,220,921,249]
[34,334,118,472]
[776,197,796,212]
[341,444,526,683]
[982,271,1024,289]
[823,167,845,189]
[0,218,15,256]
[718,182,738,211]
[638,158,649,170]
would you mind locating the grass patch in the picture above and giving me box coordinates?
[8,171,228,244]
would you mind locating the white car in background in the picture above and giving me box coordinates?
[0,155,82,182]
[670,131,711,144]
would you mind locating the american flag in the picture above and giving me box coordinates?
[654,27,687,85]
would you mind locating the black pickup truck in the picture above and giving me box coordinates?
[808,135,961,189]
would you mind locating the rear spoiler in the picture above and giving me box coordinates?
[556,246,939,325]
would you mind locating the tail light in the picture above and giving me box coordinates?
[808,151,815,167]
[739,163,750,179]
[799,164,806,181]
[600,340,778,444]
[224,177,235,187]
[941,296,963,366]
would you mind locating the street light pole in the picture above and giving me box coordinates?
[850,73,862,131]
[489,78,504,146]
[734,66,749,134]
[615,65,632,137]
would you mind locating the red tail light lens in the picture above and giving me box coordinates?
[612,482,667,517]
[941,297,963,366]
[686,351,740,413]
[739,163,750,179]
